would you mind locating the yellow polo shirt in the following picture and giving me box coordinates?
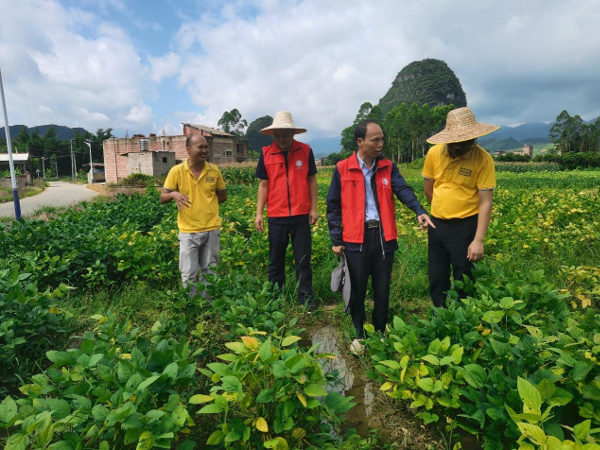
[422,144,495,219]
[163,160,226,233]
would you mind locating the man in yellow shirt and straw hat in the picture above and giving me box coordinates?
[423,107,499,307]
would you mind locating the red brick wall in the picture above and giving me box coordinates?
[103,130,249,183]
[103,135,188,183]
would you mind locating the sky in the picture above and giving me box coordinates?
[1,0,599,141]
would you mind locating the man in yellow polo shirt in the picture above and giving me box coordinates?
[160,133,227,300]
[423,107,498,307]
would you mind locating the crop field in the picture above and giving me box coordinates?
[0,167,599,450]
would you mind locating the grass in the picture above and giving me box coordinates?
[0,179,47,203]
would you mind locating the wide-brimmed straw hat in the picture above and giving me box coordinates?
[427,107,499,144]
[260,111,307,135]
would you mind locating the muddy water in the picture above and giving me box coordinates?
[311,326,380,436]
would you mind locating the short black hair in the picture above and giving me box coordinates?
[354,119,379,143]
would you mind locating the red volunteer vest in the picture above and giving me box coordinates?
[337,153,398,243]
[263,140,311,217]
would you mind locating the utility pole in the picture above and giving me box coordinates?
[85,139,93,184]
[113,136,119,183]
[41,157,46,179]
[70,139,76,181]
[0,67,22,220]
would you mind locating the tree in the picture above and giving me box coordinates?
[13,127,29,150]
[393,103,410,163]
[246,116,274,152]
[355,102,374,121]
[550,110,586,153]
[218,109,248,136]
[339,102,381,154]
[583,118,600,152]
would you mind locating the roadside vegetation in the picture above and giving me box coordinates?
[1,166,599,449]
[0,179,47,203]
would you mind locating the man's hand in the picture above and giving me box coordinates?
[467,240,484,262]
[332,245,345,256]
[417,213,436,230]
[254,213,264,232]
[172,192,191,210]
[309,208,319,225]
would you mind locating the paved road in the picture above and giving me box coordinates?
[0,181,99,217]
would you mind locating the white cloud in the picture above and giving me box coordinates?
[124,101,155,125]
[134,18,163,31]
[166,0,600,137]
[148,52,182,83]
[0,0,152,133]
[2,0,600,142]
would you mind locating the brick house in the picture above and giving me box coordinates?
[513,144,534,157]
[102,124,248,183]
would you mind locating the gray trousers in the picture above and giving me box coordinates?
[178,230,220,300]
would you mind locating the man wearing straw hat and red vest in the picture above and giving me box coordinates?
[327,119,434,355]
[254,111,318,310]
[423,107,499,307]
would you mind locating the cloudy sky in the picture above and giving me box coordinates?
[1,0,599,140]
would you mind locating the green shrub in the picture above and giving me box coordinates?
[220,167,256,186]
[0,269,73,395]
[0,312,200,449]
[192,332,355,449]
[536,152,600,170]
[364,263,600,448]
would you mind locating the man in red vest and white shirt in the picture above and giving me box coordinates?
[327,120,434,354]
[254,111,319,310]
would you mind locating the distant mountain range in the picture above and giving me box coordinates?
[307,121,560,157]
[306,136,342,159]
[479,122,553,152]
[0,124,90,141]
[3,118,595,156]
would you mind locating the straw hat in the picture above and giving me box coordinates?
[427,107,499,144]
[260,111,307,135]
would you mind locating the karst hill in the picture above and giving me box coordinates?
[379,58,467,114]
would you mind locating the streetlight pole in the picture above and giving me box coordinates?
[85,139,93,184]
[70,138,76,181]
[0,67,21,220]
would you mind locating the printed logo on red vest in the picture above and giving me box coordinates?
[459,168,472,177]
[382,177,389,186]
[295,160,303,168]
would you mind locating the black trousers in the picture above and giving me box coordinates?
[345,227,394,338]
[428,215,478,307]
[268,221,313,303]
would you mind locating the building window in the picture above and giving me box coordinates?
[237,144,243,153]
[225,151,233,156]
[162,157,168,163]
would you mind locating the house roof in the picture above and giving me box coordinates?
[183,123,233,137]
[119,150,175,156]
[0,153,30,162]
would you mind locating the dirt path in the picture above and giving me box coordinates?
[0,181,98,217]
